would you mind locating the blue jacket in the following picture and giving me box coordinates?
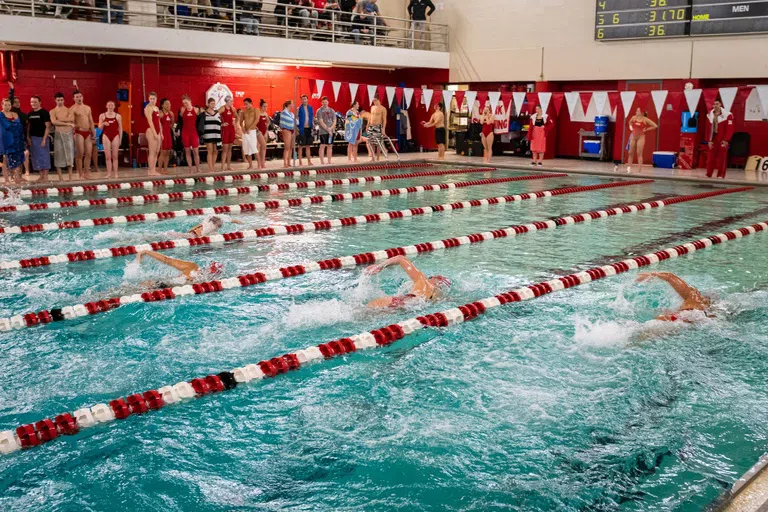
[297,104,314,135]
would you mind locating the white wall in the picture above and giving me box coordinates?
[432,0,768,82]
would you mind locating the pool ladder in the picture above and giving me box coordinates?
[370,134,401,163]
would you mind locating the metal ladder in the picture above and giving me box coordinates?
[370,134,401,163]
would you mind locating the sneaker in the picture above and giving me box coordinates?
[530,162,536,166]
[537,162,543,166]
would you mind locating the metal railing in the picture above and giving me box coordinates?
[0,0,449,52]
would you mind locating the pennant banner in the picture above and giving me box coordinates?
[464,91,478,113]
[565,91,581,117]
[538,92,552,115]
[316,79,325,98]
[477,91,489,109]
[607,92,620,115]
[385,86,396,107]
[455,90,466,110]
[667,91,684,113]
[413,87,423,109]
[403,88,414,109]
[512,92,525,115]
[592,91,608,116]
[579,92,593,115]
[684,88,702,115]
[719,87,738,113]
[367,84,377,106]
[376,85,387,105]
[651,90,668,118]
[422,88,434,110]
[757,85,768,118]
[442,89,454,110]
[620,91,636,117]
[331,81,342,102]
[488,91,501,109]
[526,93,539,114]
[552,92,564,116]
[702,88,718,112]
[349,83,359,103]
[395,87,404,107]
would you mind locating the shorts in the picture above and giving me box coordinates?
[221,124,236,145]
[435,127,446,145]
[182,131,200,149]
[242,130,258,155]
[318,133,333,145]
[30,136,51,171]
[296,130,314,146]
[53,130,75,168]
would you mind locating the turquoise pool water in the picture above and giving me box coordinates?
[1,166,768,511]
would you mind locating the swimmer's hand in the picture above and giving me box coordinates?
[636,272,655,283]
[365,264,383,275]
[136,251,147,263]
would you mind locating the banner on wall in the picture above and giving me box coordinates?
[494,98,513,134]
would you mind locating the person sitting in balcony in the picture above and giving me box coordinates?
[236,0,262,34]
[294,0,319,30]
[354,0,385,27]
[274,0,296,27]
[350,9,373,44]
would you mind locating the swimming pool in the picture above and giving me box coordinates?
[1,164,768,511]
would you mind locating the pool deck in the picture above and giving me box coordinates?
[5,152,768,189]
[712,454,768,512]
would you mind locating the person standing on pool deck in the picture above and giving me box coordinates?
[368,95,387,161]
[421,101,446,161]
[527,104,554,167]
[218,95,236,172]
[98,100,123,180]
[26,95,53,183]
[636,272,711,322]
[345,101,363,163]
[705,100,734,179]
[202,98,221,173]
[8,83,30,181]
[158,98,174,175]
[280,100,296,169]
[239,98,259,170]
[297,94,315,167]
[50,92,75,180]
[179,95,201,173]
[1,97,26,186]
[480,103,494,164]
[316,96,336,165]
[71,90,95,180]
[365,255,452,308]
[256,99,270,170]
[143,92,163,177]
[618,108,657,174]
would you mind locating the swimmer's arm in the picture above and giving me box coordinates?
[644,117,658,132]
[231,219,244,225]
[637,272,701,301]
[368,256,427,284]
[137,250,199,276]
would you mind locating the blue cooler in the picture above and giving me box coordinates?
[653,151,677,169]
[594,116,609,134]
[583,140,602,154]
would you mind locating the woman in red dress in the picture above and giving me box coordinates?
[218,95,236,171]
[527,105,553,166]
[158,98,174,175]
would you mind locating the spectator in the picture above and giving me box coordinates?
[350,10,373,44]
[202,97,221,172]
[96,0,124,24]
[237,0,262,34]
[295,0,319,30]
[407,0,434,49]
[1,97,26,186]
[355,0,385,27]
[296,94,314,166]
[316,96,336,165]
[8,83,30,180]
[274,0,296,27]
[27,95,54,183]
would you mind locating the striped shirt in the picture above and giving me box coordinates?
[202,111,221,144]
[279,109,296,131]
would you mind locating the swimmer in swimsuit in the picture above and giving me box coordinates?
[365,255,451,308]
[636,272,711,322]
[136,250,223,288]
[187,215,243,238]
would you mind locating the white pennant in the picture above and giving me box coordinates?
[349,83,359,102]
[684,88,702,115]
[315,80,325,97]
[464,91,478,114]
[386,86,396,107]
[488,91,501,109]
[757,86,768,118]
[538,92,552,114]
[620,91,636,117]
[593,92,608,116]
[403,88,414,109]
[564,91,580,117]
[718,87,737,113]
[512,92,525,115]
[422,88,434,110]
[367,85,378,106]
[331,82,342,102]
[651,90,668,118]
[442,90,454,110]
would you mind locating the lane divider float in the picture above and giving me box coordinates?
[20,180,758,332]
[2,179,659,271]
[1,162,434,198]
[0,173,569,235]
[2,217,764,455]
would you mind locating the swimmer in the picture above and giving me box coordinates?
[636,272,712,322]
[136,250,223,288]
[187,215,243,237]
[365,256,451,308]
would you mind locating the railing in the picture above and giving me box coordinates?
[0,0,449,52]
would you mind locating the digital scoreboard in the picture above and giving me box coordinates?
[595,0,768,40]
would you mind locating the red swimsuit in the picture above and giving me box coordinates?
[220,106,236,144]
[101,113,120,142]
[181,107,199,149]
[161,112,174,150]
[257,112,269,136]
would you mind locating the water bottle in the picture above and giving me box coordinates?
[468,147,473,157]
[132,158,137,169]
[419,145,423,153]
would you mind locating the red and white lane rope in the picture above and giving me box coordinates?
[2,218,764,455]
[0,173,568,235]
[12,181,753,332]
[2,179,661,271]
[0,168,496,213]
[1,162,433,198]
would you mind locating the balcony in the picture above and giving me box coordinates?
[0,0,450,69]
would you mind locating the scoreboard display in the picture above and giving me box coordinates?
[595,0,768,40]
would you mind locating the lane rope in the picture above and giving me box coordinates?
[2,180,667,271]
[2,217,764,455]
[19,181,760,333]
[0,173,568,235]
[1,162,433,198]
[0,168,497,214]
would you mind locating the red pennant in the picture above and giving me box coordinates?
[526,93,538,114]
[358,84,369,106]
[635,92,651,110]
[737,86,753,109]
[308,79,316,97]
[376,85,387,104]
[607,92,620,114]
[501,92,513,111]
[667,91,684,112]
[579,92,593,114]
[477,91,489,108]
[454,90,466,109]
[702,88,718,112]
[341,82,351,102]
[413,87,423,109]
[552,93,564,115]
[395,87,404,106]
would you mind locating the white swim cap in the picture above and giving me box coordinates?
[199,216,224,236]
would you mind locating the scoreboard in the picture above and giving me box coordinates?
[595,0,768,40]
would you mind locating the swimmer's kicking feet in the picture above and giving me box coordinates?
[636,272,712,322]
[365,256,451,308]
[188,215,243,238]
[136,250,223,288]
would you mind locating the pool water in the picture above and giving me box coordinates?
[1,166,768,511]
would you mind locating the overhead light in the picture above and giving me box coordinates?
[262,58,333,67]
[218,60,284,70]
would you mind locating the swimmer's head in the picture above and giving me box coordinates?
[429,275,452,294]
[199,216,224,236]
[208,261,224,275]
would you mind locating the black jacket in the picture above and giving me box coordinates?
[408,0,435,21]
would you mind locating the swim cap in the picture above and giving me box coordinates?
[199,216,224,237]
[430,275,452,290]
[208,261,224,275]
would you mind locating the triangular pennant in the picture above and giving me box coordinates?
[395,87,404,107]
[422,88,434,110]
[367,84,377,106]
[488,91,501,109]
[757,86,768,118]
[464,91,477,113]
[667,91,684,113]
[349,83,359,102]
[593,91,608,115]
[719,87,738,113]
[403,88,414,109]
[331,81,342,102]
[477,91,488,108]
[412,87,422,109]
[702,88,718,112]
[512,92,526,115]
[565,91,581,118]
[737,86,753,110]
[538,92,552,114]
[315,80,325,98]
[552,92,564,115]
[636,92,651,112]
[651,90,668,118]
[377,85,387,105]
[385,86,396,106]
[308,79,316,98]
[525,93,538,114]
[607,92,620,114]
[442,90,454,110]
[579,92,593,115]
[684,88,702,115]
[454,90,466,110]
[620,91,636,117]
